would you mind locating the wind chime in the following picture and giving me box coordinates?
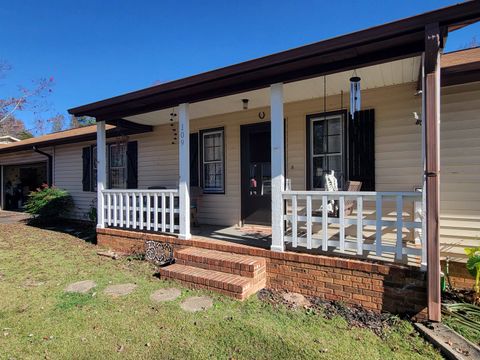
[170,108,177,145]
[349,70,361,120]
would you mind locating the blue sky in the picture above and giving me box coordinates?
[1,0,479,132]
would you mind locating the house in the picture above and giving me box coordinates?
[2,2,480,321]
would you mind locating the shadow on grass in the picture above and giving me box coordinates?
[26,218,97,244]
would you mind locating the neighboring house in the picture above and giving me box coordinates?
[0,136,20,144]
[2,2,479,321]
[0,124,151,214]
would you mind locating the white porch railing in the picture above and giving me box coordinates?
[282,191,426,265]
[101,189,179,234]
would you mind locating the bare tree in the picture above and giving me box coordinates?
[69,115,96,129]
[0,60,54,127]
[48,113,65,133]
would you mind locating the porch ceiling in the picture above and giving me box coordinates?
[125,56,422,126]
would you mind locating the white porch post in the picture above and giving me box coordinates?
[96,121,107,229]
[178,103,191,239]
[270,83,285,252]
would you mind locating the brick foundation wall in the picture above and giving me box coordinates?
[441,260,475,290]
[97,228,427,319]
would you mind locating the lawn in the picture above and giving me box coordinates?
[0,223,441,359]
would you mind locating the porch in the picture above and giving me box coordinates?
[99,189,425,266]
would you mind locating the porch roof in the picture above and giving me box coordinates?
[0,120,152,154]
[68,1,480,122]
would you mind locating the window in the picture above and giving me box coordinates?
[108,143,127,189]
[308,112,345,189]
[200,128,224,193]
[83,141,137,192]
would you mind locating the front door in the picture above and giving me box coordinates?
[241,122,271,225]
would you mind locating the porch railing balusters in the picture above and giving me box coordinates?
[292,195,298,248]
[153,194,159,232]
[119,193,123,227]
[113,193,118,227]
[356,196,363,255]
[306,195,312,250]
[132,193,137,228]
[375,194,383,257]
[339,195,345,252]
[100,189,179,235]
[146,194,151,231]
[281,190,423,266]
[396,195,404,261]
[161,193,166,232]
[107,193,112,226]
[169,193,175,234]
[322,195,328,251]
[139,193,144,230]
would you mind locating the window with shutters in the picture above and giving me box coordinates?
[83,141,136,192]
[306,109,375,191]
[307,112,346,190]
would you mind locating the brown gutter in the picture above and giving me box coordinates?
[68,1,480,121]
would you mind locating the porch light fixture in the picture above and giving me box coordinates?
[349,72,361,119]
[242,98,249,110]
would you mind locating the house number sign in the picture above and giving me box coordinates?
[180,123,185,145]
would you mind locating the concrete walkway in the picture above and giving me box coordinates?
[0,210,31,224]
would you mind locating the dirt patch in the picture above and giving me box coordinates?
[104,283,137,297]
[180,296,213,312]
[150,288,181,303]
[258,288,395,337]
[64,280,97,294]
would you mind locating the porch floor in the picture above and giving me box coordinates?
[191,224,423,267]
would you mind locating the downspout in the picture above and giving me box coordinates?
[32,146,53,186]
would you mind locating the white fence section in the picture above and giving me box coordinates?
[282,191,426,265]
[101,189,179,234]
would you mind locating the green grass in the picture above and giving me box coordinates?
[0,223,441,359]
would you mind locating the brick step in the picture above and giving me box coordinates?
[159,263,266,300]
[175,247,266,278]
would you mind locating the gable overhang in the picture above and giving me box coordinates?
[68,1,480,123]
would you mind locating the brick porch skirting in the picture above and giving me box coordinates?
[97,227,428,319]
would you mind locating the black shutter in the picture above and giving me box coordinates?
[82,146,91,191]
[348,109,375,191]
[190,133,199,187]
[126,141,138,189]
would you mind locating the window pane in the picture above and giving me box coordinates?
[110,144,126,167]
[204,163,223,190]
[110,168,126,189]
[312,121,325,155]
[204,133,222,162]
[328,118,341,135]
[327,135,341,153]
[327,155,342,173]
[312,157,325,188]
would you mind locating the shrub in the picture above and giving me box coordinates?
[465,247,480,304]
[24,185,74,224]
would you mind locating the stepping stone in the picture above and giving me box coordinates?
[180,296,213,312]
[150,288,181,303]
[282,292,310,307]
[104,283,137,297]
[65,280,96,294]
